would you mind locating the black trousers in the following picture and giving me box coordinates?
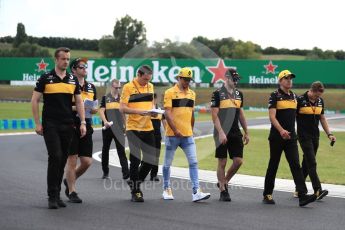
[126,130,157,191]
[263,138,308,196]
[43,121,74,199]
[140,134,162,178]
[299,137,321,192]
[101,128,128,176]
[150,134,162,177]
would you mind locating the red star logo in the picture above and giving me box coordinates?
[264,60,278,74]
[36,59,49,72]
[207,59,230,83]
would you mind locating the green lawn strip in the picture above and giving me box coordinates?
[160,130,345,185]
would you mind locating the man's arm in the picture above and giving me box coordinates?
[211,107,227,145]
[320,114,336,142]
[31,91,43,135]
[239,108,249,145]
[75,94,86,137]
[269,108,290,139]
[120,103,149,115]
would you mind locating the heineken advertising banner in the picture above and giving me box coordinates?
[1,58,345,85]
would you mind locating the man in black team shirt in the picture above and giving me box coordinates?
[262,70,317,207]
[31,47,86,209]
[211,68,249,202]
[99,79,129,180]
[63,58,98,203]
[295,81,336,200]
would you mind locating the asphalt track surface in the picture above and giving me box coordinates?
[1,117,345,230]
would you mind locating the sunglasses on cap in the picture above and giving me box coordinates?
[77,64,88,69]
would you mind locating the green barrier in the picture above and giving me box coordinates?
[1,58,345,85]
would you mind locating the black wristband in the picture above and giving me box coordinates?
[327,133,333,137]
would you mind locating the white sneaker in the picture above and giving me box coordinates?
[192,189,211,202]
[162,188,174,200]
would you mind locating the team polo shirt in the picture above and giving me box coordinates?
[72,80,97,123]
[268,88,298,140]
[120,78,154,131]
[164,84,195,137]
[100,93,124,130]
[211,85,243,135]
[296,91,324,139]
[34,69,80,124]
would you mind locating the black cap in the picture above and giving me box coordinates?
[225,68,241,82]
[69,58,88,70]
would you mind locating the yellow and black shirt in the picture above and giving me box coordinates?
[34,69,80,124]
[296,91,324,139]
[72,80,97,124]
[211,85,243,135]
[100,93,124,130]
[164,84,195,137]
[120,78,154,131]
[268,88,298,140]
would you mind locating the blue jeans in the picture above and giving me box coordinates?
[163,136,199,192]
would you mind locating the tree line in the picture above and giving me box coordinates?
[1,18,345,60]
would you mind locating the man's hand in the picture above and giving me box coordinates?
[150,112,158,118]
[80,124,86,138]
[104,121,112,128]
[218,131,227,145]
[279,129,291,140]
[328,134,336,142]
[173,129,183,137]
[243,133,250,145]
[35,123,43,136]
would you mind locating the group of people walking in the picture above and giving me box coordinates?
[31,47,336,209]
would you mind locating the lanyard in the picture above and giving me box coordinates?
[132,79,149,94]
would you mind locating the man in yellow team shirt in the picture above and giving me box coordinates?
[162,67,211,202]
[120,65,158,202]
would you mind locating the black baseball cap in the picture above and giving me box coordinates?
[69,58,88,70]
[225,68,241,82]
[137,65,153,75]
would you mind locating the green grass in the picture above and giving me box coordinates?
[0,102,42,119]
[160,130,345,185]
[195,111,267,122]
[260,54,306,60]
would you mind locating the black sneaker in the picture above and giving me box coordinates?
[263,195,275,204]
[48,198,58,209]
[102,173,109,179]
[57,199,67,208]
[219,190,231,202]
[315,189,328,201]
[68,192,82,203]
[63,179,69,198]
[150,176,160,182]
[131,191,144,202]
[299,194,317,207]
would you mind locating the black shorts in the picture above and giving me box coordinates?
[69,124,94,157]
[214,133,244,159]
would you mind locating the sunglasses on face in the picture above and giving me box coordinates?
[180,77,191,82]
[112,86,121,89]
[77,64,88,69]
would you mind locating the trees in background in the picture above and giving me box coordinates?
[1,19,345,60]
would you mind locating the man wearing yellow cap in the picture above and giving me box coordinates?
[262,70,317,207]
[162,67,211,202]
